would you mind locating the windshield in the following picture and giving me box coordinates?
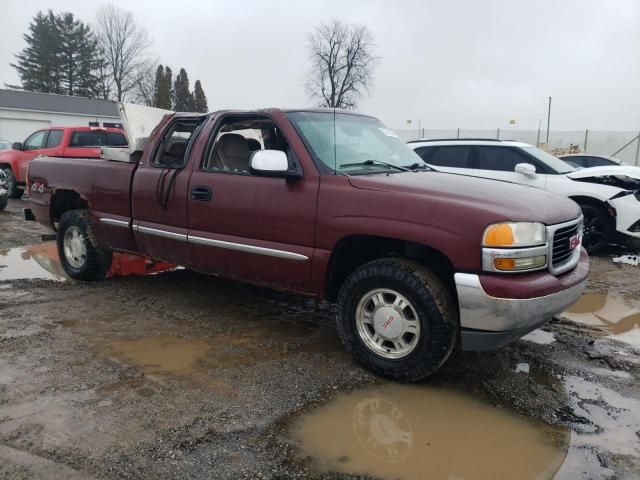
[521,146,577,174]
[287,111,422,173]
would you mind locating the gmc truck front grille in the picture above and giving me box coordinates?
[548,216,583,275]
[552,223,580,266]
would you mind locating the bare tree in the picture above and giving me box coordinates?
[95,47,112,100]
[95,5,150,101]
[130,59,157,106]
[307,20,377,109]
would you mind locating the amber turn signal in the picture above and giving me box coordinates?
[494,255,547,271]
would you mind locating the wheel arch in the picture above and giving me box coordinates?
[0,162,14,173]
[325,234,457,302]
[568,195,616,220]
[50,189,89,228]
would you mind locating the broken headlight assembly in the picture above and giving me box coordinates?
[481,222,548,273]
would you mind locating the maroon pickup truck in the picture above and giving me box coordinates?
[26,107,589,381]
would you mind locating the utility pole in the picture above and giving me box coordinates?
[546,96,552,146]
[584,129,589,152]
[536,119,541,147]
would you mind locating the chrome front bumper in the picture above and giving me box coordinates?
[455,272,586,351]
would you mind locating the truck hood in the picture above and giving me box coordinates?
[567,165,640,190]
[348,171,581,225]
[118,102,173,153]
[567,165,640,180]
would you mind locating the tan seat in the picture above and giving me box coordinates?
[246,138,261,152]
[214,134,250,172]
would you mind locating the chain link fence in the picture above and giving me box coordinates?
[395,128,640,165]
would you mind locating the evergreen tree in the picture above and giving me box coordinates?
[164,66,174,109]
[11,11,63,94]
[193,80,208,113]
[153,64,172,109]
[173,68,195,111]
[12,10,102,97]
[58,13,102,97]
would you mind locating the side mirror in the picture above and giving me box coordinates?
[250,150,300,179]
[12,142,22,151]
[514,163,537,178]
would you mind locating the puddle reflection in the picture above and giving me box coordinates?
[0,243,66,281]
[291,384,568,480]
[0,242,175,282]
[563,291,640,347]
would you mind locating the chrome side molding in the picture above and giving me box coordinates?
[189,235,309,261]
[99,217,130,228]
[125,221,308,261]
[135,224,188,242]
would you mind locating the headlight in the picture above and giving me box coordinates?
[482,222,548,273]
[483,222,546,247]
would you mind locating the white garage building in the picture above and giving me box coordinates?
[0,89,120,143]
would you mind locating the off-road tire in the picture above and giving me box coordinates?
[579,202,613,254]
[0,194,7,210]
[336,258,458,382]
[2,168,21,199]
[57,209,112,280]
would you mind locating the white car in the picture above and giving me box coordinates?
[409,139,640,253]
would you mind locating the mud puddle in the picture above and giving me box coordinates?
[290,384,569,480]
[563,291,640,347]
[0,242,176,282]
[0,243,67,281]
[563,375,640,457]
[96,320,342,383]
[99,335,211,377]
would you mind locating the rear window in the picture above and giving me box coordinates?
[427,146,472,168]
[70,131,128,147]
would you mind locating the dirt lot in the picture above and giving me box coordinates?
[1,198,639,480]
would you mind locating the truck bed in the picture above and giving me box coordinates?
[29,156,137,230]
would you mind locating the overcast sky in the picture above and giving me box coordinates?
[1,0,638,130]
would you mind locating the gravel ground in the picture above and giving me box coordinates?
[0,198,639,480]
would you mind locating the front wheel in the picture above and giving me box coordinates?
[580,203,613,254]
[57,210,112,280]
[336,258,458,382]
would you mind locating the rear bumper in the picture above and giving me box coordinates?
[455,250,588,351]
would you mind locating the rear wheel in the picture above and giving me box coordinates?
[336,258,458,382]
[57,210,112,280]
[2,168,21,199]
[579,203,613,254]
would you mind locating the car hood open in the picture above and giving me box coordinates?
[567,165,640,190]
[567,165,640,180]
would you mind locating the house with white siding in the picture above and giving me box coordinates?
[0,89,120,143]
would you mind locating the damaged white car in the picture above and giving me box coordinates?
[409,139,640,253]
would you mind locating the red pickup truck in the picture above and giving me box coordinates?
[0,126,127,198]
[26,107,589,380]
